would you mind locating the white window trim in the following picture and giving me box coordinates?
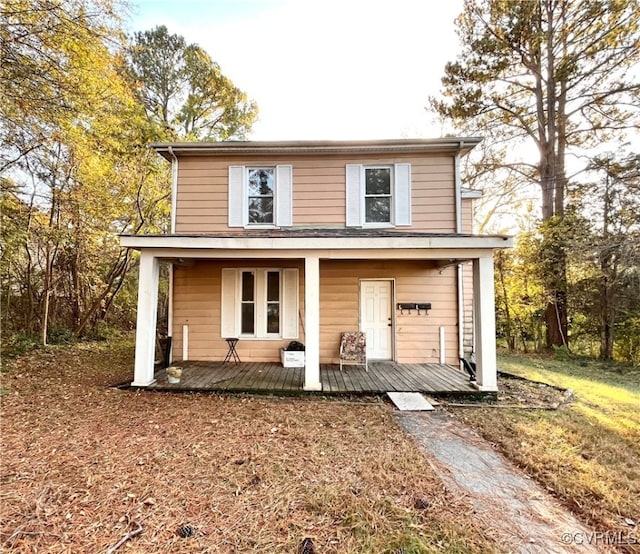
[246,167,277,229]
[228,165,293,229]
[239,269,281,338]
[361,165,394,228]
[221,268,299,340]
[345,163,411,228]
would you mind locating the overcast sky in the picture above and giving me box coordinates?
[127,0,464,140]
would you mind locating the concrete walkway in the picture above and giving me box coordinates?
[396,411,607,554]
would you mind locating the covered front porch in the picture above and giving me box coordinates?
[121,231,512,393]
[148,360,478,395]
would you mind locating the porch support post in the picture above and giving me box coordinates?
[131,251,160,387]
[473,255,498,391]
[303,256,322,391]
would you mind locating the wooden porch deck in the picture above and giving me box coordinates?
[149,361,479,395]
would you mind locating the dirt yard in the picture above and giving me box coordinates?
[1,341,498,553]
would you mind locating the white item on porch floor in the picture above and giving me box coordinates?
[387,392,435,411]
[281,349,305,368]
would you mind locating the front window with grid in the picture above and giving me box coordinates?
[364,167,392,224]
[240,270,280,337]
[221,267,298,340]
[247,168,274,224]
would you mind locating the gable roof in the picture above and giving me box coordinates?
[151,137,482,161]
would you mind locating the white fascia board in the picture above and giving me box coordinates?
[120,234,513,252]
[461,189,483,199]
[119,247,500,260]
[151,137,484,160]
[120,234,513,251]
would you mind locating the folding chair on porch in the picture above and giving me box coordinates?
[339,332,368,371]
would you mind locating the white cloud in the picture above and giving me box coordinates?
[129,0,463,140]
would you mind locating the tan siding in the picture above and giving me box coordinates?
[462,261,474,355]
[461,198,474,233]
[319,260,459,365]
[174,153,456,233]
[172,258,461,365]
[460,199,475,356]
[171,259,304,363]
[292,159,348,227]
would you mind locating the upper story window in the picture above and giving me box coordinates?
[364,167,392,224]
[346,163,412,228]
[247,168,275,224]
[228,165,293,228]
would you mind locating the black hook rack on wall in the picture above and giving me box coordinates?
[396,303,431,315]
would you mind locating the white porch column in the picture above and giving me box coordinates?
[304,256,322,391]
[473,255,498,391]
[131,251,160,387]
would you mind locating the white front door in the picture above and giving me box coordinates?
[360,280,393,360]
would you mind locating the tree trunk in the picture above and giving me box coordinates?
[599,276,614,360]
[539,1,569,349]
[545,288,568,348]
[496,252,515,351]
[598,171,615,360]
[518,320,529,353]
[74,249,132,337]
[41,270,51,346]
[24,195,36,333]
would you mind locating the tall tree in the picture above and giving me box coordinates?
[0,0,171,343]
[127,25,258,141]
[432,0,640,348]
[0,0,122,171]
[494,233,547,352]
[575,153,640,360]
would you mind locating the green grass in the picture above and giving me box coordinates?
[500,354,640,437]
[451,353,640,538]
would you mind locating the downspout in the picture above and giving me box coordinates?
[454,142,463,234]
[168,146,178,234]
[455,141,465,368]
[167,146,178,363]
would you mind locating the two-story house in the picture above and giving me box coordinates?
[121,138,512,392]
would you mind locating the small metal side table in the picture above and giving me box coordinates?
[223,338,240,363]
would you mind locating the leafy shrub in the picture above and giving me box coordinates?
[615,317,640,367]
[88,321,124,341]
[1,332,39,359]
[552,344,573,361]
[47,327,76,345]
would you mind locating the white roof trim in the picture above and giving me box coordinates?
[461,188,483,199]
[151,138,483,160]
[120,234,512,253]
